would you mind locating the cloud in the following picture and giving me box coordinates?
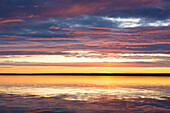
[0,19,24,24]
[0,54,169,67]
[0,19,169,56]
[0,62,169,67]
[102,16,170,28]
[49,26,60,30]
[0,0,169,19]
[0,0,169,68]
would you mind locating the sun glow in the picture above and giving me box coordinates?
[0,55,164,63]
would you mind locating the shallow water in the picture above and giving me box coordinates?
[0,76,170,113]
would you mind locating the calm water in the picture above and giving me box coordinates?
[0,76,170,113]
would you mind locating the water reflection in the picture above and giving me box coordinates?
[0,76,170,113]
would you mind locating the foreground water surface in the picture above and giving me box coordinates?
[0,76,170,113]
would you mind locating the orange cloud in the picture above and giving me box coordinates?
[0,19,24,24]
[49,26,60,30]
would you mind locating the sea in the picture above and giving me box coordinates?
[0,75,169,113]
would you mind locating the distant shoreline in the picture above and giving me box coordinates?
[0,73,169,76]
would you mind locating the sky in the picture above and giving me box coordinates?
[0,0,170,73]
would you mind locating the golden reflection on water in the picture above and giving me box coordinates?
[0,76,170,112]
[0,76,170,101]
[0,76,170,86]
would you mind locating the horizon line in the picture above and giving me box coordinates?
[0,73,169,76]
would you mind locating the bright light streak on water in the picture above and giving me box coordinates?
[0,76,170,113]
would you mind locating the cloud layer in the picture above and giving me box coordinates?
[0,0,169,68]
